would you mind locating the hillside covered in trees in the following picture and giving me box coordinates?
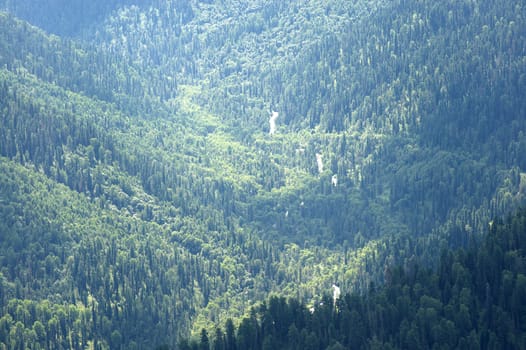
[0,0,525,348]
[185,208,526,350]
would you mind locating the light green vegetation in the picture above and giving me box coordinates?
[0,0,525,348]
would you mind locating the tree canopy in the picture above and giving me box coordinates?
[0,0,525,348]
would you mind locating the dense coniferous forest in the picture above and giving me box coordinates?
[0,0,525,348]
[185,208,526,349]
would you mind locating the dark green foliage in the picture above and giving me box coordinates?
[0,157,202,348]
[192,209,526,349]
[0,0,525,348]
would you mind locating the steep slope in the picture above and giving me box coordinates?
[0,0,525,348]
[0,156,200,348]
[0,12,387,348]
[187,208,526,349]
[191,0,526,242]
[80,0,526,249]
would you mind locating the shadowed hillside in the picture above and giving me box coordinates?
[0,0,525,348]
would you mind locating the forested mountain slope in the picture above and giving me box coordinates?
[187,208,526,349]
[0,0,525,348]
